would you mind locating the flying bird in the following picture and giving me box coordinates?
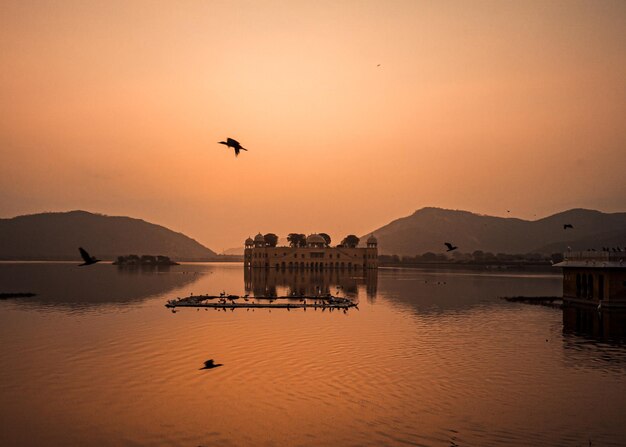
[200,359,223,370]
[218,137,248,157]
[563,224,574,230]
[444,242,458,252]
[78,247,100,266]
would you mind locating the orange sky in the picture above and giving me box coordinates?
[1,0,625,251]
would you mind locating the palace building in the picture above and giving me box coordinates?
[244,233,378,270]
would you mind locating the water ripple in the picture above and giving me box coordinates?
[1,264,625,446]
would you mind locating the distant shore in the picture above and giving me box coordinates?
[379,261,556,272]
[0,255,244,263]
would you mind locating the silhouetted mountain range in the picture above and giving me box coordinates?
[0,211,217,261]
[364,207,626,256]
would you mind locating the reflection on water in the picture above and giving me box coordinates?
[0,262,201,309]
[563,304,626,340]
[244,267,377,299]
[561,305,626,382]
[1,263,626,447]
[378,267,561,313]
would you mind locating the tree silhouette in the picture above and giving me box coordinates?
[472,250,484,261]
[297,234,306,247]
[421,252,437,262]
[319,233,331,247]
[287,233,306,248]
[341,235,360,248]
[264,233,279,247]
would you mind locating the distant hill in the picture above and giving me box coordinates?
[0,211,218,261]
[364,207,626,256]
[222,246,244,256]
[223,237,289,255]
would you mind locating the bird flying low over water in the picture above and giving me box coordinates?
[218,137,248,157]
[563,224,574,230]
[200,359,223,370]
[78,247,100,266]
[444,242,458,252]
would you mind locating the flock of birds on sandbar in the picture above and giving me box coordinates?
[168,290,357,314]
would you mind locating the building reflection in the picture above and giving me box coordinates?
[563,304,626,340]
[244,267,377,300]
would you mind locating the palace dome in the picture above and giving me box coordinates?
[245,237,254,245]
[254,233,265,243]
[367,235,377,245]
[306,234,326,246]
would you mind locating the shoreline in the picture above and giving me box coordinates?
[379,262,556,272]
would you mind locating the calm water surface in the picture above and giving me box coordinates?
[1,262,625,446]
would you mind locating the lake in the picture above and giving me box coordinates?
[1,262,625,446]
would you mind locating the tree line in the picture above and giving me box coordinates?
[260,233,361,248]
[113,254,179,266]
[379,251,564,265]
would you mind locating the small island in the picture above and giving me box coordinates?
[113,255,179,266]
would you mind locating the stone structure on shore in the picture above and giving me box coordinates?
[554,251,626,307]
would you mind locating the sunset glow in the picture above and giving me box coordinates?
[1,0,625,250]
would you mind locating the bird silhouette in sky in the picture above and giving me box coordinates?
[563,224,574,230]
[444,242,458,252]
[218,138,248,157]
[78,247,100,266]
[200,359,223,370]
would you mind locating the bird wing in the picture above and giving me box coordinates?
[227,138,239,146]
[234,147,240,156]
[78,247,92,263]
[444,242,453,250]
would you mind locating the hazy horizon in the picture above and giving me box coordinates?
[2,0,625,251]
[1,205,625,253]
